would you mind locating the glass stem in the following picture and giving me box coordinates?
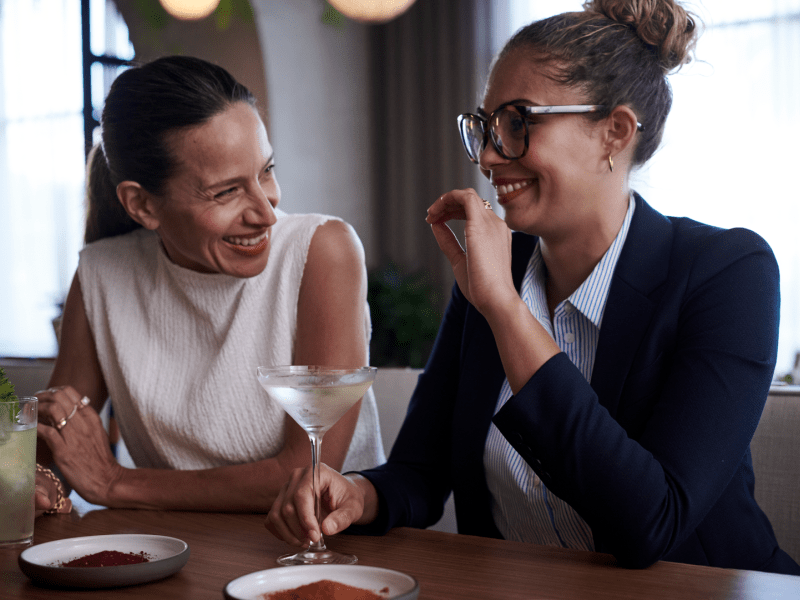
[308,433,326,552]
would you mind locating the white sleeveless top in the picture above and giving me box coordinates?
[78,210,385,472]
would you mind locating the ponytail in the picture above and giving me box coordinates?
[84,144,142,245]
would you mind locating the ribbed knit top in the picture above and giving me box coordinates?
[78,210,384,471]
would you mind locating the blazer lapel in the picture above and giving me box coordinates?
[590,194,674,418]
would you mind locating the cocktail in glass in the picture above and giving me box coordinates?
[257,365,377,565]
[0,396,38,548]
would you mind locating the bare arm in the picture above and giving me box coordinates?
[292,219,369,466]
[39,221,371,511]
[35,273,108,514]
[36,274,108,466]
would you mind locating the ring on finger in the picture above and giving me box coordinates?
[483,200,493,210]
[66,404,78,421]
[55,417,68,431]
[79,396,91,408]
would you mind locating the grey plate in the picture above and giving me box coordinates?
[224,564,419,600]
[18,534,190,589]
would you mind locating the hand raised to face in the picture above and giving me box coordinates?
[426,188,517,316]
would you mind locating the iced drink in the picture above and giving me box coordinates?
[0,397,38,547]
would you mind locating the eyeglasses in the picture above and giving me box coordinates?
[457,103,644,165]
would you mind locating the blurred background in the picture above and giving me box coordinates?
[1,0,799,375]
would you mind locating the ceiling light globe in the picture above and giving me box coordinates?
[327,0,418,24]
[159,0,221,21]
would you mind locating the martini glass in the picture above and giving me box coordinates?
[257,365,377,565]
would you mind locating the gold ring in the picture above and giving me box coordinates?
[55,417,68,431]
[483,200,493,210]
[79,396,91,408]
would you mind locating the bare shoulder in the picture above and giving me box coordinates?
[295,218,369,364]
[305,218,366,277]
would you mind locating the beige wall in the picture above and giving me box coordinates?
[252,1,376,266]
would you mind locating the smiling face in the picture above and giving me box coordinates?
[149,102,280,278]
[479,50,610,241]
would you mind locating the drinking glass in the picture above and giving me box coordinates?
[0,396,38,548]
[257,365,377,565]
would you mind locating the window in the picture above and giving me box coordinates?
[505,0,800,376]
[0,0,132,358]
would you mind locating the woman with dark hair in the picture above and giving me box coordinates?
[268,0,800,574]
[34,55,384,513]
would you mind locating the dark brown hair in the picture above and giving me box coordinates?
[497,0,702,166]
[84,56,257,244]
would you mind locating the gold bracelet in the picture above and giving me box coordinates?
[36,464,69,513]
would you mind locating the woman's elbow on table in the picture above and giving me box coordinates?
[596,522,676,569]
[612,548,662,570]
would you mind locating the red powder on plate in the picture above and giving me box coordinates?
[264,579,385,600]
[60,550,150,567]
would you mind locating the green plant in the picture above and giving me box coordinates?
[0,366,20,425]
[321,1,346,28]
[367,262,442,368]
[0,366,18,402]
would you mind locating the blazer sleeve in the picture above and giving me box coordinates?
[351,281,470,534]
[492,227,780,568]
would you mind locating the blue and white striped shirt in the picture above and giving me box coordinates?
[483,196,636,549]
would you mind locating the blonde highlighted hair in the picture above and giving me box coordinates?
[497,0,702,166]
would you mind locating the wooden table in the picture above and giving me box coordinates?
[2,506,799,599]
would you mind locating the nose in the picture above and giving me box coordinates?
[246,183,278,226]
[478,135,512,172]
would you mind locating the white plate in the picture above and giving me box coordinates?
[224,565,419,600]
[18,534,190,589]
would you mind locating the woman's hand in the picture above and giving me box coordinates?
[36,385,124,506]
[426,188,517,316]
[266,464,368,547]
[34,467,72,517]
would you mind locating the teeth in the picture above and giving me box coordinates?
[224,234,266,247]
[495,180,533,196]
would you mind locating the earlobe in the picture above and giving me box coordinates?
[116,181,160,230]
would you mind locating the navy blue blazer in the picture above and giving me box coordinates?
[358,194,800,575]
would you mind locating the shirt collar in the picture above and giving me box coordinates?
[568,194,636,327]
[527,194,636,329]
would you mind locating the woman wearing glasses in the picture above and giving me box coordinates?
[268,0,800,574]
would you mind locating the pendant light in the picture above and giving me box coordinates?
[327,0,418,24]
[159,0,221,21]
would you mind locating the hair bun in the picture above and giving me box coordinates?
[584,0,701,73]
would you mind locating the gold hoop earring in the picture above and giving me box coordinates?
[608,155,614,173]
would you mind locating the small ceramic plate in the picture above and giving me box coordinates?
[18,534,189,589]
[224,564,419,600]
